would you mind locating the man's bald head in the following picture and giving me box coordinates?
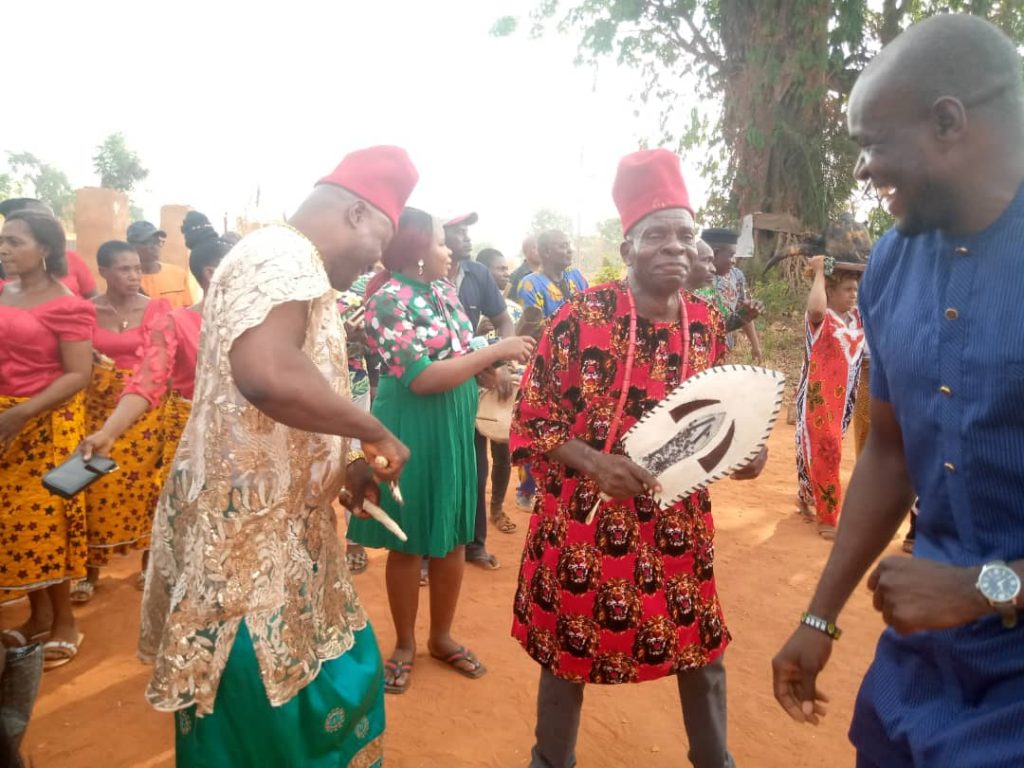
[849,14,1024,236]
[855,14,1023,130]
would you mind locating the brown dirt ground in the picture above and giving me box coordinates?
[9,422,908,767]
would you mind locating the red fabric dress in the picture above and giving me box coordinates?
[0,289,95,591]
[85,299,173,564]
[795,308,864,526]
[510,281,729,684]
[122,305,201,474]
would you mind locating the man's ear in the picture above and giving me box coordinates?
[346,199,370,228]
[931,96,967,143]
[619,239,633,267]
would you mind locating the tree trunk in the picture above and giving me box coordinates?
[716,0,834,235]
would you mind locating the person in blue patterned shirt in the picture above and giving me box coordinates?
[516,230,588,318]
[772,14,1024,767]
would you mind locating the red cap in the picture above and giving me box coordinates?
[317,146,419,229]
[444,212,479,228]
[612,149,691,236]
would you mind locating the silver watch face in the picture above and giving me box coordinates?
[979,564,1021,603]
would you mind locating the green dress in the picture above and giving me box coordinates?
[347,273,478,557]
[175,623,384,767]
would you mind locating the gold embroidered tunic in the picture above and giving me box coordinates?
[139,225,366,715]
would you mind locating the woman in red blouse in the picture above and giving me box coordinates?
[70,241,174,602]
[78,224,232,519]
[0,210,95,669]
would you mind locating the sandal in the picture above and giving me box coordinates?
[70,579,95,604]
[431,645,487,680]
[43,632,84,671]
[468,553,500,571]
[491,512,517,534]
[797,500,815,520]
[383,658,414,694]
[346,549,369,575]
[817,523,837,541]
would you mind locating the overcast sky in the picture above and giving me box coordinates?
[4,0,709,255]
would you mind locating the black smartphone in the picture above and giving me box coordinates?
[42,454,119,500]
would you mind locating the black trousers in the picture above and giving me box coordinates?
[529,659,736,768]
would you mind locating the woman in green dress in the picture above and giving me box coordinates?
[348,208,534,694]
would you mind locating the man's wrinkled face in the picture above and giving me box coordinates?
[623,209,695,294]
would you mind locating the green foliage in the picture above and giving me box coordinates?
[0,173,12,200]
[866,204,896,240]
[93,132,148,192]
[530,207,575,235]
[503,1,1024,234]
[590,254,626,284]
[4,151,75,223]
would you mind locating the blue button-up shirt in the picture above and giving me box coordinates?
[851,185,1024,766]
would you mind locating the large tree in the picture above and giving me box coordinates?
[497,1,1024,234]
[4,151,75,223]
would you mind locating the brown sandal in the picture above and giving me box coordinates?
[491,512,517,534]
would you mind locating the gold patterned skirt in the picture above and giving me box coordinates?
[159,391,192,474]
[0,393,89,591]
[84,366,166,567]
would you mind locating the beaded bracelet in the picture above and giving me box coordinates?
[800,612,842,640]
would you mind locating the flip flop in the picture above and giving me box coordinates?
[817,523,837,541]
[383,658,414,694]
[490,513,517,534]
[70,579,95,604]
[431,646,486,680]
[43,632,84,671]
[468,554,500,571]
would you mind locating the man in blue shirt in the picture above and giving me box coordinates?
[517,230,588,317]
[772,14,1024,767]
[445,213,516,571]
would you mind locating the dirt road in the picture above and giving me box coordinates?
[12,423,905,767]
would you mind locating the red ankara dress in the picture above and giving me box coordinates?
[795,308,864,526]
[0,290,96,593]
[85,299,173,564]
[510,280,729,684]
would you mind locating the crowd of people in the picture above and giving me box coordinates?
[0,11,1022,768]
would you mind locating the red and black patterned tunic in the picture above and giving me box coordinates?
[510,280,730,684]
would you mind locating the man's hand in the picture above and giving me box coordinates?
[771,625,832,725]
[737,299,764,323]
[732,447,768,480]
[0,404,30,454]
[362,433,410,483]
[79,429,116,462]
[476,367,498,390]
[592,453,661,500]
[341,459,381,520]
[867,556,990,634]
[494,365,516,401]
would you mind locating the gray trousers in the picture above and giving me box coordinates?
[529,658,736,768]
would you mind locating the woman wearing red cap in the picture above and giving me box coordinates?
[511,150,765,768]
[348,207,536,694]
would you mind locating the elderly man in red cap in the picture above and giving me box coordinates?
[139,146,418,768]
[510,149,765,768]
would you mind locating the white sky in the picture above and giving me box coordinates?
[3,0,708,254]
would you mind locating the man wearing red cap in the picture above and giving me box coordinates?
[510,149,764,768]
[139,146,418,768]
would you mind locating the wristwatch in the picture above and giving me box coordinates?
[976,561,1021,629]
